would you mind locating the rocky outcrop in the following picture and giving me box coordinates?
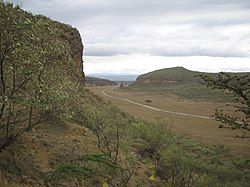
[60,24,85,84]
[33,14,85,84]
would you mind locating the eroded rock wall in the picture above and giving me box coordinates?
[60,25,85,84]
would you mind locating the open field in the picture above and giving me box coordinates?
[89,86,250,156]
[126,83,235,102]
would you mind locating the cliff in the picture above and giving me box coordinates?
[60,24,85,83]
[0,3,88,185]
[34,14,85,84]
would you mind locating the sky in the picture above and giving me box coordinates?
[18,0,250,74]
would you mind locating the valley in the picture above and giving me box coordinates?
[89,86,250,156]
[1,2,249,186]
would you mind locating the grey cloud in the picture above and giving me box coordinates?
[22,0,250,58]
[151,46,250,58]
[22,0,250,26]
[84,46,131,56]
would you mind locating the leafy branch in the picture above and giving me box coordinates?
[197,72,250,133]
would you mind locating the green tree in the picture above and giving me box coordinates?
[145,99,152,105]
[198,72,250,133]
[0,1,74,153]
[80,100,136,186]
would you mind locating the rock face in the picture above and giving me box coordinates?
[34,15,85,84]
[60,24,85,84]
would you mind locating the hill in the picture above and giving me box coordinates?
[135,66,202,84]
[85,76,118,87]
[0,2,250,187]
[127,67,249,101]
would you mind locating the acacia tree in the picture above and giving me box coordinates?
[145,99,152,105]
[198,72,250,133]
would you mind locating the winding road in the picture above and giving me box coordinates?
[102,90,213,120]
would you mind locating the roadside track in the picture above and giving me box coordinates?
[102,90,213,120]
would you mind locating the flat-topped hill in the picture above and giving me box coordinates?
[135,67,210,84]
[127,67,249,101]
[135,66,249,85]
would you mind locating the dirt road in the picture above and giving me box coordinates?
[102,90,212,119]
[89,86,250,156]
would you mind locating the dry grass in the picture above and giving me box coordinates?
[89,86,250,156]
[0,120,98,186]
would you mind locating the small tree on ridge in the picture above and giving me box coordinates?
[198,72,250,134]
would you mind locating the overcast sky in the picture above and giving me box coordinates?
[20,0,250,74]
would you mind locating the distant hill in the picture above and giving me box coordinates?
[85,76,118,87]
[87,74,139,81]
[127,67,249,101]
[133,66,248,85]
[135,66,207,84]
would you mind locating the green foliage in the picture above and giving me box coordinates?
[0,1,79,153]
[82,100,133,163]
[46,164,93,184]
[60,90,137,186]
[156,146,203,187]
[73,89,250,186]
[46,153,133,186]
[79,153,120,169]
[46,153,117,184]
[129,118,250,186]
[145,99,152,105]
[198,72,250,132]
[133,121,171,158]
[126,83,233,102]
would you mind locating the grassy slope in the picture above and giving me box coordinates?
[127,82,233,101]
[0,117,97,186]
[2,87,249,186]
